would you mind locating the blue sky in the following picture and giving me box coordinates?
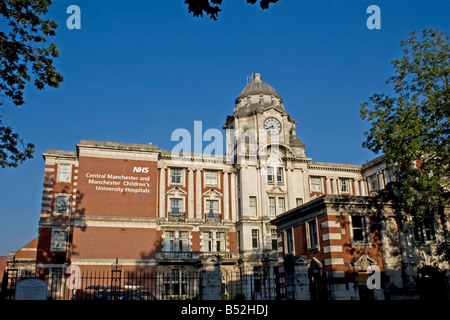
[1,0,449,256]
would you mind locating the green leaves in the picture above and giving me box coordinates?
[0,0,62,168]
[1,0,63,106]
[0,122,35,168]
[360,29,450,218]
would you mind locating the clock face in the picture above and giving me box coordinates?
[264,117,281,135]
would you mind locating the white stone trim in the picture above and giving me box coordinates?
[322,233,341,241]
[324,258,344,266]
[321,220,340,229]
[70,258,157,266]
[323,245,342,253]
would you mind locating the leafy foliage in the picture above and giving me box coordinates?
[361,29,450,216]
[360,29,450,262]
[0,120,34,168]
[184,0,279,20]
[0,0,63,167]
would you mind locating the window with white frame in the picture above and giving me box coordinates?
[268,197,276,216]
[351,215,369,243]
[205,199,219,218]
[339,178,351,194]
[252,229,259,249]
[249,196,257,216]
[205,170,218,186]
[307,219,318,249]
[170,168,183,185]
[216,232,225,252]
[285,228,294,253]
[164,269,187,297]
[296,198,303,207]
[169,198,184,214]
[57,164,71,182]
[277,167,284,184]
[310,176,322,192]
[278,197,286,215]
[201,231,226,252]
[163,231,190,252]
[51,229,67,252]
[202,231,213,251]
[413,217,436,243]
[271,229,278,250]
[267,167,274,183]
[368,174,378,191]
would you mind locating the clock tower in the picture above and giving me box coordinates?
[223,73,310,274]
[223,72,306,162]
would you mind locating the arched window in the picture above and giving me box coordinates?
[163,269,187,298]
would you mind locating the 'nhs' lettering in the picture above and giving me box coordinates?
[133,167,149,173]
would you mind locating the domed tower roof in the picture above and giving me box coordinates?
[233,73,285,117]
[237,73,281,101]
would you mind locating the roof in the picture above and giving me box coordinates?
[236,73,281,101]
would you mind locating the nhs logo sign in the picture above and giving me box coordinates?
[133,167,149,173]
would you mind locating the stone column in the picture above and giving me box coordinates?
[199,255,222,300]
[159,167,166,219]
[285,256,310,300]
[223,171,230,221]
[188,168,194,220]
[195,169,202,220]
[230,171,237,222]
[286,167,294,209]
[325,177,332,195]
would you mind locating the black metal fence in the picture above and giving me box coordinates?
[0,270,281,301]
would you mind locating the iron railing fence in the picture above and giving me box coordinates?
[0,270,282,301]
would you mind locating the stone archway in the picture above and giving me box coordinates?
[417,266,450,300]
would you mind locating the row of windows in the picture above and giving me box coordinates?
[283,216,437,254]
[162,230,227,252]
[310,176,353,194]
[169,168,220,186]
[284,216,371,254]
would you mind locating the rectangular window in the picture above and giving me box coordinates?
[206,199,219,215]
[249,196,257,216]
[58,164,71,182]
[414,217,436,243]
[310,176,322,192]
[164,231,190,252]
[169,198,183,214]
[269,197,276,216]
[277,167,284,184]
[252,229,259,249]
[368,174,378,191]
[205,170,218,186]
[286,229,294,253]
[307,220,318,249]
[278,197,286,215]
[296,198,303,207]
[271,229,278,250]
[352,216,368,243]
[267,167,274,183]
[170,168,183,184]
[51,229,67,252]
[178,231,189,252]
[339,178,351,193]
[202,232,213,252]
[216,232,225,252]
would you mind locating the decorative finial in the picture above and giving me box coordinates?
[254,73,261,82]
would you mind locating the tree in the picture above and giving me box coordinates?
[360,29,450,262]
[0,0,63,168]
[184,0,279,20]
